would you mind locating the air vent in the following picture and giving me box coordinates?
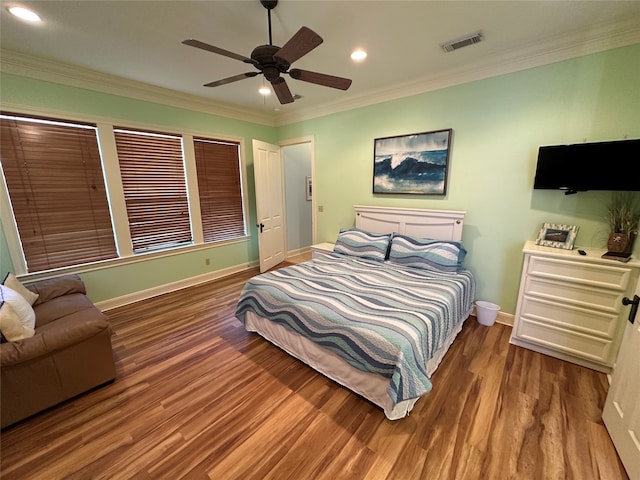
[441,31,483,53]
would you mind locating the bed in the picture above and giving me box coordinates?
[236,206,475,419]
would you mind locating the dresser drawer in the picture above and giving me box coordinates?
[527,256,631,291]
[519,296,619,338]
[523,276,624,313]
[515,316,614,365]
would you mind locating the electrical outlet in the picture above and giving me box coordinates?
[318,205,324,213]
[205,258,210,266]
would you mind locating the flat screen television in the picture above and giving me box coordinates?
[533,139,640,194]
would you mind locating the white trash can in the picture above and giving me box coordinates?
[476,301,500,326]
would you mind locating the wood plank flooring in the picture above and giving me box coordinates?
[0,254,628,479]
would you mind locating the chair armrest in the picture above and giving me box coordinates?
[1,334,48,366]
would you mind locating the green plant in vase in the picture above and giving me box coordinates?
[606,192,640,254]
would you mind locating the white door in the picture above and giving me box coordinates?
[602,281,640,480]
[252,139,286,272]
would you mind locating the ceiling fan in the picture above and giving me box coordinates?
[182,0,352,104]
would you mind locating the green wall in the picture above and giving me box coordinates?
[1,43,639,313]
[278,43,640,314]
[0,74,275,302]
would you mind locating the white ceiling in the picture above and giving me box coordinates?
[1,1,640,125]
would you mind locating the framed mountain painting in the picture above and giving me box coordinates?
[373,129,452,195]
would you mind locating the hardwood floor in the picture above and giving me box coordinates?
[1,253,628,479]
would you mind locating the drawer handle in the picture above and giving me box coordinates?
[622,295,639,324]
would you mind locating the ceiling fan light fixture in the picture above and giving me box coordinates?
[259,86,271,95]
[8,5,42,22]
[351,49,367,62]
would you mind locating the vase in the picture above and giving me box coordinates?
[607,232,636,254]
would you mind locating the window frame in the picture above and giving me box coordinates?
[0,107,250,278]
[193,136,247,243]
[113,127,192,253]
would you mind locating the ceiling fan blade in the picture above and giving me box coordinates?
[274,26,323,65]
[204,72,259,87]
[271,78,294,104]
[289,69,352,90]
[182,39,257,65]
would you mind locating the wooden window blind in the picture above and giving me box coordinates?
[193,138,246,242]
[114,128,192,253]
[0,113,117,272]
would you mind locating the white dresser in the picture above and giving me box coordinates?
[310,242,335,260]
[511,241,640,372]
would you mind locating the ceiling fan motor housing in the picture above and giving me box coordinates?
[251,44,290,81]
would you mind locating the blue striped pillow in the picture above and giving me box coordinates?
[388,234,466,272]
[333,229,391,262]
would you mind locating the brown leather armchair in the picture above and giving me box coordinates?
[1,275,115,429]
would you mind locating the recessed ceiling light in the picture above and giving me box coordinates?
[8,6,42,23]
[258,86,271,95]
[351,49,367,62]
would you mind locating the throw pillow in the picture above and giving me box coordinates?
[0,285,36,341]
[333,228,391,262]
[388,234,467,273]
[2,273,39,305]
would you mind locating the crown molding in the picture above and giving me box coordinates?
[1,16,638,129]
[274,18,640,126]
[0,49,276,127]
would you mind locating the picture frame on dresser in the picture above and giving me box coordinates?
[535,223,579,250]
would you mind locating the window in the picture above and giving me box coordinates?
[114,128,192,253]
[0,113,117,272]
[1,112,249,275]
[193,138,246,242]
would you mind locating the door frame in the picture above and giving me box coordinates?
[279,136,316,247]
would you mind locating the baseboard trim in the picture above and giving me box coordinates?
[496,311,514,327]
[96,261,258,311]
[287,246,311,258]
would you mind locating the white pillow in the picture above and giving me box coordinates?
[3,273,39,305]
[0,285,36,342]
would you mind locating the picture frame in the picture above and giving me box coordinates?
[535,223,579,250]
[373,128,452,195]
[305,176,312,201]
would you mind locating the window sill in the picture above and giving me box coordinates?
[16,235,252,283]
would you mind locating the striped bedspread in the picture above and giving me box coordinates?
[235,253,475,404]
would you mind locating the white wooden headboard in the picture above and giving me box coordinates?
[354,205,466,241]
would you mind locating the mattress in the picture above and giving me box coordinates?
[244,309,468,419]
[236,253,475,419]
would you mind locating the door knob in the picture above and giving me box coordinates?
[622,294,639,324]
[256,223,264,233]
